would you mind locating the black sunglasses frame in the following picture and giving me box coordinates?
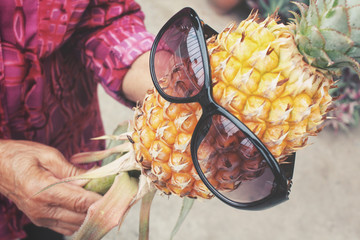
[149,7,295,210]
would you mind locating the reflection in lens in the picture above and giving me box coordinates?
[153,15,205,98]
[196,115,276,203]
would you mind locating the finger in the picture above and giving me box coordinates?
[36,219,80,236]
[50,226,75,237]
[51,220,81,234]
[46,180,101,213]
[35,207,87,236]
[56,159,90,179]
[48,207,87,226]
[39,148,89,179]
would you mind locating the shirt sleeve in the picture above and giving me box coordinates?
[76,0,155,107]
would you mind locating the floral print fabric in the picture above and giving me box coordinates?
[0,0,154,238]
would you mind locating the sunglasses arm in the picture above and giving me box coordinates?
[201,21,218,39]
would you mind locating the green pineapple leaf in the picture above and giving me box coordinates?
[139,190,157,240]
[102,121,132,166]
[170,197,195,240]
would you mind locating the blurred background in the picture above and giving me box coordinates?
[94,0,360,239]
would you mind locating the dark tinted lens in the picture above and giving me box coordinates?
[196,115,276,203]
[153,15,205,98]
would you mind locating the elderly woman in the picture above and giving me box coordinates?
[0,0,153,239]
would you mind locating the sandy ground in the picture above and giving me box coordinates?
[87,1,360,239]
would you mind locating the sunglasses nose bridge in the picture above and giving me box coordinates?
[196,87,219,115]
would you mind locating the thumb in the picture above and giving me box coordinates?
[57,159,98,180]
[66,165,101,188]
[42,149,88,179]
[50,158,95,187]
[40,147,101,187]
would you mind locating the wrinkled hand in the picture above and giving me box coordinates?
[0,140,102,236]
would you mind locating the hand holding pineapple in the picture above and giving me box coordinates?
[0,46,153,237]
[0,140,102,236]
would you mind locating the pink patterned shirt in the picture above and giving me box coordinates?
[0,0,154,238]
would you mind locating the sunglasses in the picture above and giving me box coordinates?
[149,7,295,210]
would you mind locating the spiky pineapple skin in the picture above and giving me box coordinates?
[132,90,213,198]
[132,14,334,198]
[208,15,333,159]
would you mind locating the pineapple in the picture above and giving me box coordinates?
[131,93,213,198]
[47,1,360,239]
[131,0,360,199]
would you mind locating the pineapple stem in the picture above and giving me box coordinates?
[102,121,133,165]
[82,121,133,193]
[138,189,157,240]
[73,172,139,240]
[70,142,132,164]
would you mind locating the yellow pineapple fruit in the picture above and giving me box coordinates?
[132,90,213,198]
[207,14,331,159]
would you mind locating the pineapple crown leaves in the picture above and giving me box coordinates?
[247,0,310,23]
[292,0,360,75]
